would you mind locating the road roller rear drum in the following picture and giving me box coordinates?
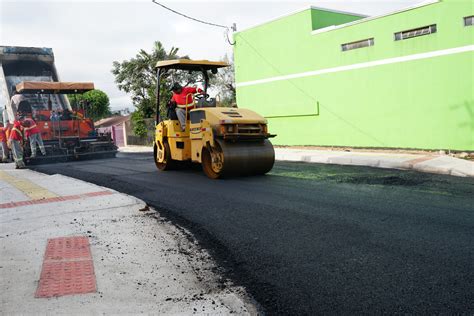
[154,141,177,171]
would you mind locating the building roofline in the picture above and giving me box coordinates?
[310,0,440,36]
[309,6,368,18]
[236,5,366,34]
[95,114,131,128]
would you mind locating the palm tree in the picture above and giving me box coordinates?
[111,41,181,118]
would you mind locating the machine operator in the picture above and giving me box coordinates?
[170,83,202,131]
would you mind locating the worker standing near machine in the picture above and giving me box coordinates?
[0,122,10,163]
[22,117,45,158]
[8,120,25,169]
[10,87,25,120]
[170,83,202,131]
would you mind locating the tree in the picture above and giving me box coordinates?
[111,41,186,119]
[130,110,148,138]
[112,41,198,136]
[210,54,236,107]
[68,89,111,121]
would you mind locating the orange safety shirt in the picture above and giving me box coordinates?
[171,87,202,107]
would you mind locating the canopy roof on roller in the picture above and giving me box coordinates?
[156,59,228,71]
[16,81,95,94]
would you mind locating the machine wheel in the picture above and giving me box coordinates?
[202,139,275,179]
[154,141,176,171]
[202,144,224,179]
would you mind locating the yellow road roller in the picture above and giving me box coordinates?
[153,59,275,179]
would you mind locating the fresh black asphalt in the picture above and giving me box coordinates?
[32,152,474,315]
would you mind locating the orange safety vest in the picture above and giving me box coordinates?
[0,127,6,142]
[9,127,23,141]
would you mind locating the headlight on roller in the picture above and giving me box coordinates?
[219,125,226,134]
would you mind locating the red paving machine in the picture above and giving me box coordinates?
[0,46,117,163]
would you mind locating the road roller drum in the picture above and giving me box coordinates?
[201,139,275,178]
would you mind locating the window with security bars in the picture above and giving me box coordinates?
[464,16,474,27]
[341,38,374,52]
[394,24,437,41]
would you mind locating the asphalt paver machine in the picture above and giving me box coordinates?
[16,81,117,163]
[154,59,275,179]
[0,46,117,163]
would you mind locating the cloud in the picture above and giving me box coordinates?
[172,21,194,34]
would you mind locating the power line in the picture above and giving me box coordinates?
[151,0,228,29]
[151,0,236,45]
[224,28,236,46]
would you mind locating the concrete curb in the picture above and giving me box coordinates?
[274,149,474,178]
[118,146,153,153]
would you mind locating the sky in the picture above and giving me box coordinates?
[0,0,424,111]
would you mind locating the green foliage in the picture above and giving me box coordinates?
[210,54,236,107]
[131,110,148,138]
[112,41,203,121]
[67,89,111,121]
[112,41,181,119]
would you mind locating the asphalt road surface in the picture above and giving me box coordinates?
[33,153,474,315]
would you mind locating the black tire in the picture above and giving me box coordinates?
[154,141,176,171]
[202,148,222,179]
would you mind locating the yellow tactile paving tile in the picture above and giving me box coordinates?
[0,170,58,200]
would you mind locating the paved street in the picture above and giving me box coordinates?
[33,152,474,315]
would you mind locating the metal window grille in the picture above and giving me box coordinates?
[341,38,374,52]
[464,16,474,27]
[394,24,437,41]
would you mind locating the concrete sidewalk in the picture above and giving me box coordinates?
[0,164,256,314]
[275,148,474,177]
[119,146,474,177]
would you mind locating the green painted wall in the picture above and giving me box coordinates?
[311,9,365,31]
[234,1,474,151]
